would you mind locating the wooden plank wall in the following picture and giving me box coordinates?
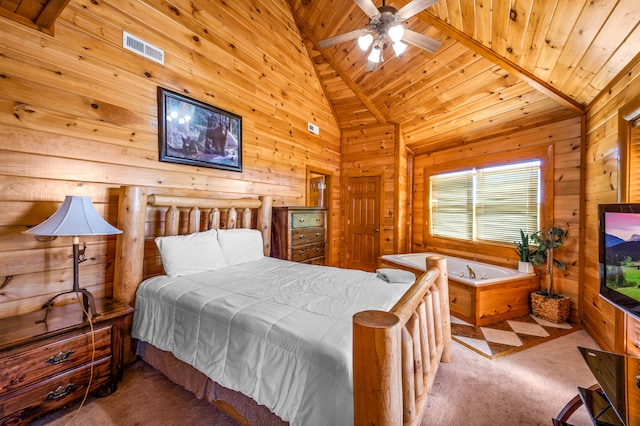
[341,123,409,260]
[0,0,341,319]
[584,59,640,351]
[412,117,582,324]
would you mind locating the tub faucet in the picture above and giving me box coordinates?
[467,265,476,279]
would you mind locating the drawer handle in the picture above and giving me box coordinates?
[315,233,321,237]
[298,250,306,256]
[316,248,322,253]
[45,383,74,400]
[298,235,305,239]
[46,350,75,365]
[298,218,305,223]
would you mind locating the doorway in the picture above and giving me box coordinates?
[346,175,382,271]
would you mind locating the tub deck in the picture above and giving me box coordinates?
[378,255,539,326]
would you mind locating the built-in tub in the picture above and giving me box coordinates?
[379,253,539,326]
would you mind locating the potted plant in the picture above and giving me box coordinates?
[529,226,571,323]
[514,229,534,273]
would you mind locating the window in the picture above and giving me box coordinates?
[430,161,540,244]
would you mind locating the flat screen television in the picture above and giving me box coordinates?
[599,203,640,320]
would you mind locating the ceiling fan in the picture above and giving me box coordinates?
[319,0,442,71]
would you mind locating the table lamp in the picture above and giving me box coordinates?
[24,196,122,323]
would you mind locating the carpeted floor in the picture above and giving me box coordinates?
[451,314,581,359]
[33,329,600,426]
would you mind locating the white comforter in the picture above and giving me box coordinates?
[131,257,411,426]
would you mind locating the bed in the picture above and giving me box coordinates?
[112,185,452,426]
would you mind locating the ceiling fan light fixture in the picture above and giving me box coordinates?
[358,33,374,51]
[388,24,404,42]
[368,44,382,63]
[393,40,407,56]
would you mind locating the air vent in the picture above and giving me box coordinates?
[123,31,164,65]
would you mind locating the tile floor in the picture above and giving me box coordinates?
[450,314,579,359]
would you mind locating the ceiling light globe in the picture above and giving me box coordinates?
[358,34,373,51]
[388,24,404,42]
[368,46,382,63]
[393,41,407,56]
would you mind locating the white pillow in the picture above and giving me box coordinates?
[217,228,264,266]
[155,229,227,277]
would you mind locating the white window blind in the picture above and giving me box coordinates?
[430,161,540,244]
[430,170,473,240]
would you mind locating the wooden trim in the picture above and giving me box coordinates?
[578,115,587,322]
[306,165,333,264]
[289,7,387,124]
[415,9,584,115]
[423,144,554,261]
[618,91,640,203]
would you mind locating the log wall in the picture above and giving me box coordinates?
[583,58,640,351]
[0,0,341,318]
[412,117,582,324]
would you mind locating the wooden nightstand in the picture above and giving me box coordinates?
[0,298,134,425]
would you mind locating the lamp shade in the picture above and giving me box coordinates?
[388,24,404,42]
[25,196,122,236]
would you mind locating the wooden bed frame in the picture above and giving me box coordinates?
[113,185,452,426]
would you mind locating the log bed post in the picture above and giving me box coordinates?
[354,255,451,426]
[113,185,147,363]
[353,310,403,425]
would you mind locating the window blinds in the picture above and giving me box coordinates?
[430,161,540,244]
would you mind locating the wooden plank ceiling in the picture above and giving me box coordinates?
[2,0,640,154]
[289,0,640,154]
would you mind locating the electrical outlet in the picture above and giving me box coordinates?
[308,122,320,135]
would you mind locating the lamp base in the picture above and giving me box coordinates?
[36,288,99,324]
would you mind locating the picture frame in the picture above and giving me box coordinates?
[157,87,242,172]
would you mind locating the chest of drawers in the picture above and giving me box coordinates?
[271,206,327,265]
[0,298,133,425]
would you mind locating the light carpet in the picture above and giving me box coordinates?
[33,330,600,426]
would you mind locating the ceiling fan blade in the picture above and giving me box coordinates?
[354,0,380,18]
[402,29,442,53]
[396,0,440,20]
[319,28,370,49]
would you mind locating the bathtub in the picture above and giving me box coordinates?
[378,253,539,326]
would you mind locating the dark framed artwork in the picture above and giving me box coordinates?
[157,87,242,172]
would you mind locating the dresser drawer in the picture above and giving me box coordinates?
[291,212,324,229]
[0,326,112,395]
[292,242,325,262]
[0,356,112,425]
[291,227,325,246]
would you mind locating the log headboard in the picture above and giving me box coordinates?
[113,185,272,309]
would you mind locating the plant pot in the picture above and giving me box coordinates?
[531,292,570,323]
[518,261,534,274]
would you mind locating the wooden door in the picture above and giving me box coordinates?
[346,176,381,271]
[309,176,326,208]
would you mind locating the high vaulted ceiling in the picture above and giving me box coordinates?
[289,0,640,154]
[2,0,639,155]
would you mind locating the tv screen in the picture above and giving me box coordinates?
[599,203,640,320]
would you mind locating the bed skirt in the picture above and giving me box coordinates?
[136,341,288,426]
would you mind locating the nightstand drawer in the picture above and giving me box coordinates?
[0,326,112,394]
[291,212,325,229]
[292,242,325,262]
[291,227,325,246]
[0,357,111,425]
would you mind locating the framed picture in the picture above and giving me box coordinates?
[158,87,242,172]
